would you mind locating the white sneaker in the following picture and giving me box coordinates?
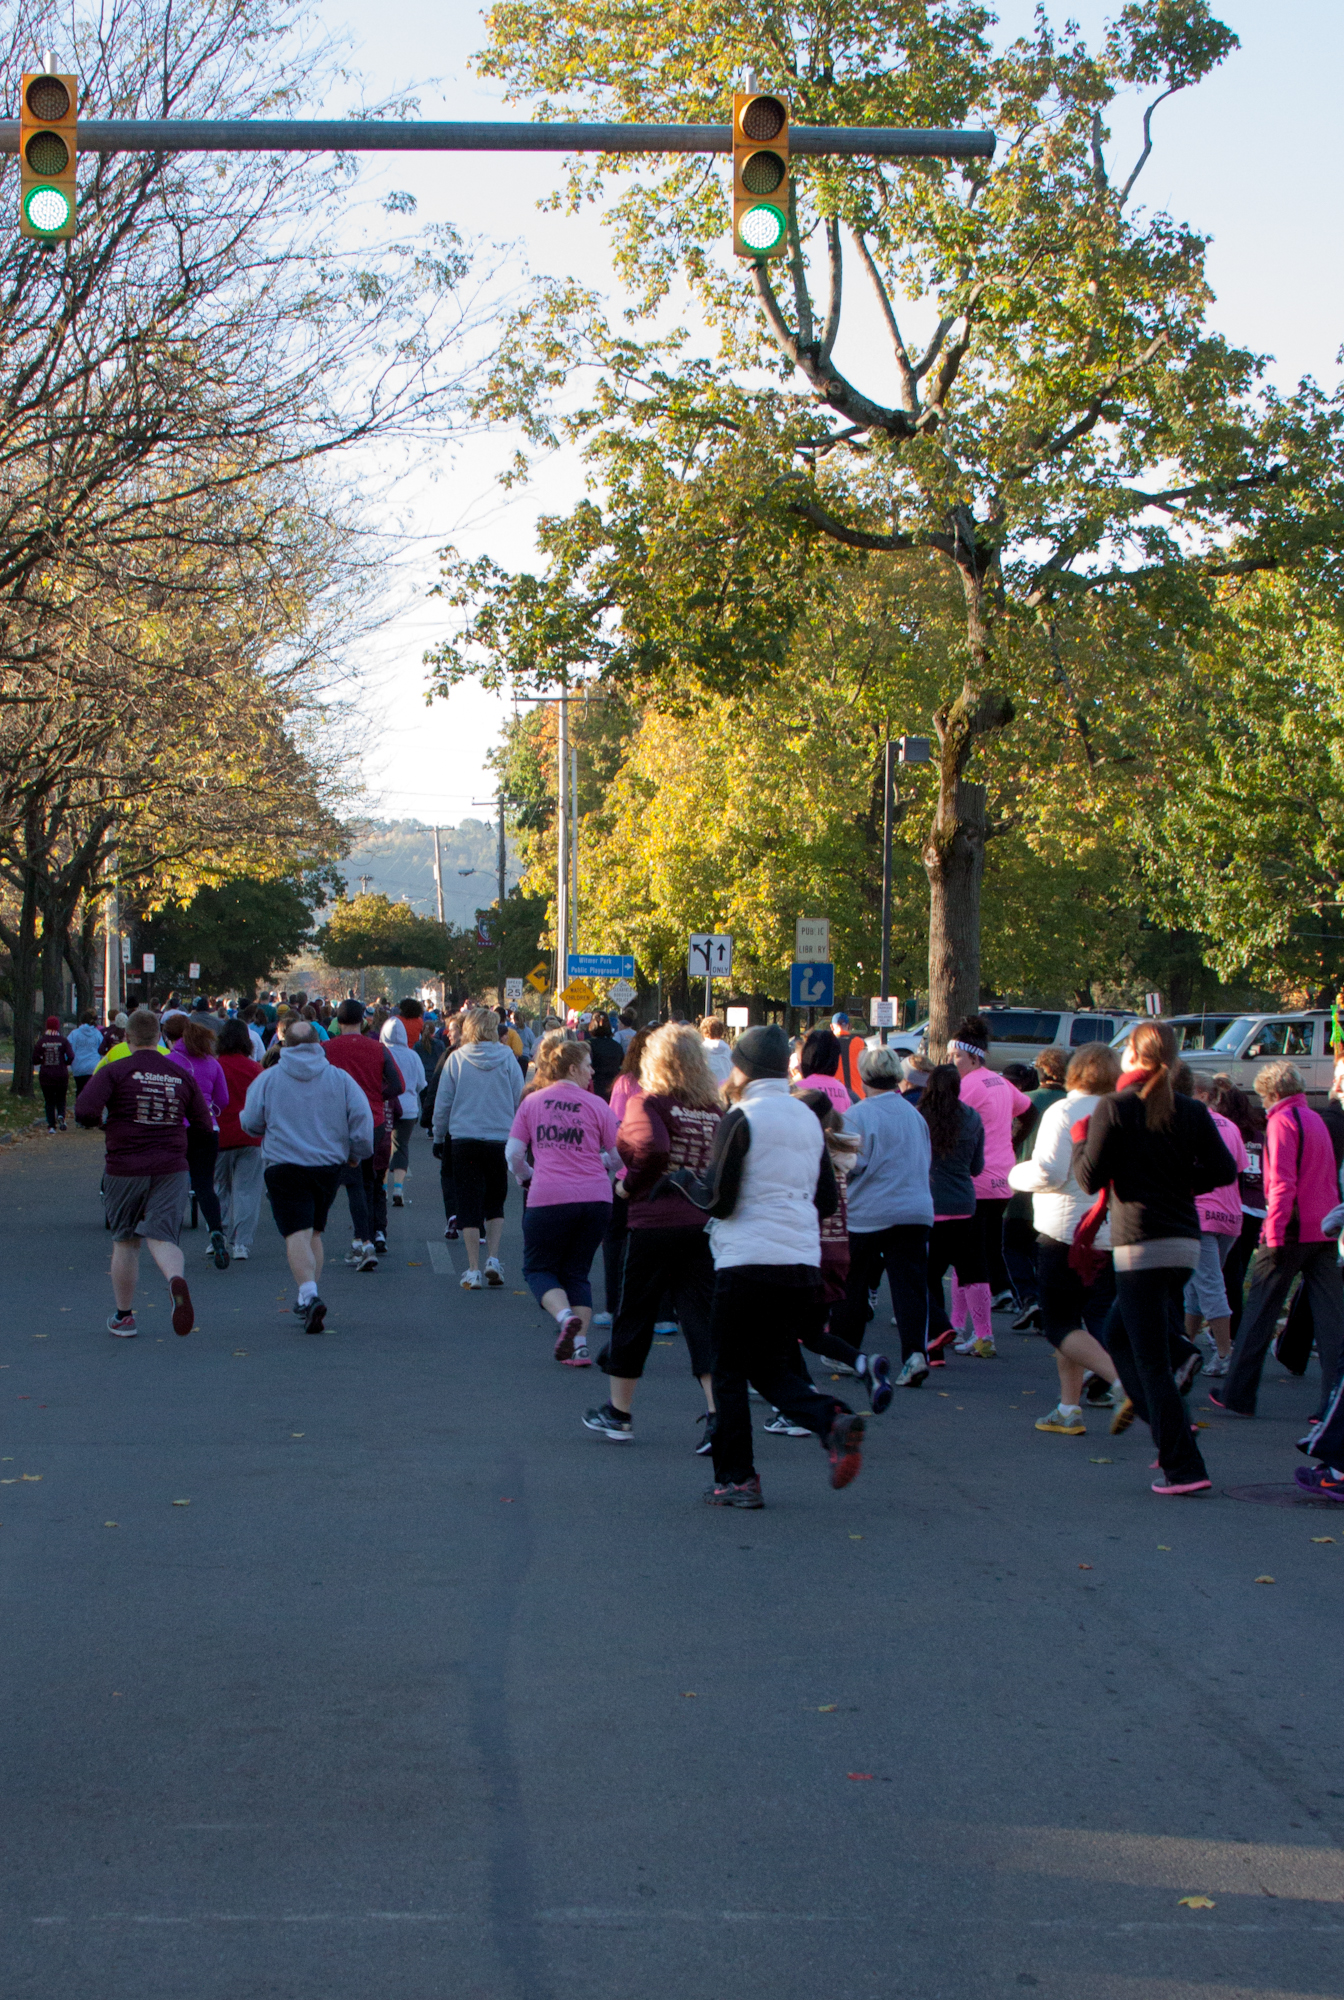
[484,1257,504,1288]
[231,1243,248,1261]
[894,1353,930,1388]
[344,1243,365,1267]
[591,1311,613,1329]
[764,1411,811,1436]
[460,1268,484,1290]
[953,1332,977,1354]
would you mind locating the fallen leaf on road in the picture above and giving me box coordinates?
[1078,1563,1093,1570]
[291,1433,304,1438]
[681,1692,697,1698]
[818,1705,837,1712]
[1178,1896,1215,1909]
[407,1261,423,1266]
[500,1497,513,1503]
[32,1334,46,1339]
[1254,1575,1275,1584]
[172,1499,190,1507]
[1311,1536,1335,1544]
[104,1521,118,1527]
[849,1534,863,1540]
[512,1290,528,1295]
[0,1479,14,1484]
[233,1351,247,1357]
[21,1474,41,1482]
[1088,1457,1112,1464]
[847,1773,875,1781]
[1193,1421,1209,1429]
[1157,1545,1170,1551]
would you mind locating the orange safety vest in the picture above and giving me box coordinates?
[837,1032,866,1100]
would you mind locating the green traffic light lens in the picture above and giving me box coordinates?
[23,184,72,234]
[739,202,786,254]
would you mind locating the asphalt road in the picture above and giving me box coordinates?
[1,1127,1341,2000]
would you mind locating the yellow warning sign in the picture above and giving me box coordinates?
[525,961,549,993]
[561,978,597,1010]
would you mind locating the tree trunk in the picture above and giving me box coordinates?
[924,777,988,1059]
[5,869,41,1097]
[65,902,100,1017]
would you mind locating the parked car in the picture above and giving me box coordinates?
[1182,1011,1336,1101]
[880,1008,1139,1072]
[1109,1013,1242,1055]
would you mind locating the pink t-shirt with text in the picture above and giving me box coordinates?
[1196,1107,1248,1235]
[510,1081,621,1206]
[800,1072,852,1115]
[958,1065,1031,1201]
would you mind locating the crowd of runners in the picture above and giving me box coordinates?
[35,989,1344,1510]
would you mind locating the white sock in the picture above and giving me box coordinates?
[298,1281,317,1306]
[1059,1403,1082,1418]
[555,1306,573,1327]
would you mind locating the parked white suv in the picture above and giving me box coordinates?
[882,1008,1140,1072]
[1182,1011,1336,1101]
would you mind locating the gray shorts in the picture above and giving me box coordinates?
[1183,1230,1233,1319]
[104,1171,190,1245]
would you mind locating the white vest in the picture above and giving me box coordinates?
[709,1078,824,1270]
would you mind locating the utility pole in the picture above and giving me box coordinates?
[880,738,895,1045]
[570,746,579,961]
[432,825,445,924]
[556,683,569,1009]
[497,793,507,1001]
[102,849,121,1019]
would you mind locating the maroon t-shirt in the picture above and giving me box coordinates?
[74,1050,212,1177]
[617,1092,722,1230]
[325,1034,398,1127]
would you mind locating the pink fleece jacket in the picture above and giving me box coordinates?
[1263,1094,1339,1248]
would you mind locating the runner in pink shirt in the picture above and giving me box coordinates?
[507,1037,621,1366]
[1184,1073,1249,1373]
[949,1016,1032,1352]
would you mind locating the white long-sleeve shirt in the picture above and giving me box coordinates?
[1008,1089,1111,1248]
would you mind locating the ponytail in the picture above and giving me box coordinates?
[1128,1020,1178,1130]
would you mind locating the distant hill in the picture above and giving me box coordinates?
[337,818,524,930]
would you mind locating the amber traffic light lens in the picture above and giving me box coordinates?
[740,95,785,142]
[24,130,70,175]
[741,149,785,195]
[25,75,71,120]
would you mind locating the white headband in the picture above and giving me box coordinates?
[948,1039,986,1060]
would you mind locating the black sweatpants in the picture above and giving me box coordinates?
[831,1224,930,1361]
[40,1078,67,1129]
[186,1126,223,1234]
[926,1215,985,1335]
[341,1157,373,1241]
[709,1266,851,1487]
[1225,1212,1262,1337]
[1102,1265,1208,1484]
[1223,1239,1344,1417]
[604,1225,715,1379]
[977,1196,1012,1296]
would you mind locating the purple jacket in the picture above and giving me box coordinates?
[166,1044,228,1129]
[1264,1094,1339,1248]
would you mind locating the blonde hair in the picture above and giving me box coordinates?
[1256,1060,1304,1103]
[527,1030,588,1091]
[461,1005,499,1045]
[641,1023,723,1110]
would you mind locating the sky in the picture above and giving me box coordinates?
[318,0,1344,828]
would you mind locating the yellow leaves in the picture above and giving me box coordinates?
[818,1704,838,1711]
[1178,1896,1216,1909]
[1254,1575,1275,1585]
[1311,1536,1335,1544]
[20,1473,41,1482]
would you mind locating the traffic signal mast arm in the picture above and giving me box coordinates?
[0,118,994,159]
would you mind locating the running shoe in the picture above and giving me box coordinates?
[208,1230,230,1270]
[1293,1463,1344,1501]
[591,1311,613,1330]
[866,1353,895,1410]
[302,1295,327,1336]
[1207,1391,1253,1417]
[107,1309,136,1337]
[169,1277,194,1337]
[231,1243,249,1261]
[971,1337,997,1359]
[927,1328,955,1356]
[653,1320,680,1335]
[553,1311,584,1362]
[373,1232,388,1254]
[356,1245,379,1273]
[484,1258,504,1288]
[391,1191,404,1208]
[1151,1473,1211,1496]
[1173,1348,1203,1397]
[764,1411,812,1436]
[825,1413,865,1489]
[460,1268,483,1290]
[444,1217,459,1240]
[344,1243,365,1266]
[927,1352,947,1369]
[694,1411,718,1455]
[1011,1303,1043,1331]
[583,1403,634,1442]
[1035,1403,1086,1435]
[567,1341,592,1367]
[1204,1351,1228,1378]
[1081,1372,1113,1407]
[892,1353,928,1393]
[953,1332,977,1354]
[57,1115,67,1130]
[991,1289,1016,1312]
[1109,1394,1136,1435]
[703,1476,763,1508]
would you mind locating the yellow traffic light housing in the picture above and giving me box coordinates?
[20,69,78,240]
[732,91,789,261]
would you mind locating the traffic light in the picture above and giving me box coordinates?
[732,91,789,261]
[19,69,78,241]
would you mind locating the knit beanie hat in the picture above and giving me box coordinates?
[731,1023,791,1080]
[44,1014,59,1029]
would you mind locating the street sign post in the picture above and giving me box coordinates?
[525,962,549,993]
[689,933,733,1017]
[188,962,200,981]
[726,1006,749,1030]
[790,962,834,1009]
[869,997,895,1029]
[795,917,829,961]
[561,977,597,1011]
[505,977,524,1003]
[566,953,635,981]
[608,979,636,1007]
[141,953,156,973]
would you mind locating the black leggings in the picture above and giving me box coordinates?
[604,1225,715,1378]
[186,1127,223,1234]
[927,1216,986,1335]
[40,1079,67,1128]
[1102,1265,1207,1483]
[976,1196,1012,1296]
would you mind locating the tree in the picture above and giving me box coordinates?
[315,893,454,973]
[136,871,339,994]
[439,0,1342,1052]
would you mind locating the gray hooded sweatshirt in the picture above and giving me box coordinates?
[240,1042,374,1168]
[432,1040,524,1144]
